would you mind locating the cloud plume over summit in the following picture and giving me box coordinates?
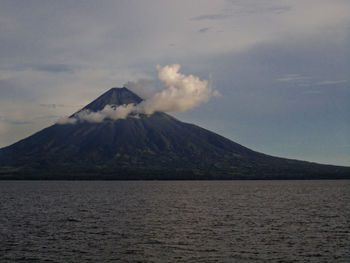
[58,64,217,124]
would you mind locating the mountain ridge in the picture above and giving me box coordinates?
[0,87,349,180]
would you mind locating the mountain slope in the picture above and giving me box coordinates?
[77,87,142,113]
[0,88,349,179]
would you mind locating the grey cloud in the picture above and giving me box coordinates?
[0,116,32,125]
[39,104,65,109]
[198,27,210,33]
[235,5,292,16]
[316,80,348,86]
[9,120,33,125]
[226,0,292,15]
[34,115,62,120]
[33,64,73,73]
[0,79,36,101]
[303,89,323,95]
[191,14,230,21]
[276,74,311,82]
[268,6,292,14]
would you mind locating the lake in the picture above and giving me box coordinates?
[1,180,349,262]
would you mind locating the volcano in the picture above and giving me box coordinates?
[0,87,349,179]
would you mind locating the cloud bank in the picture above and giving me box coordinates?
[58,64,217,124]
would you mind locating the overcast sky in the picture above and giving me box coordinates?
[0,0,349,166]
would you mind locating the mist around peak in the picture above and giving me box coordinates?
[58,64,218,124]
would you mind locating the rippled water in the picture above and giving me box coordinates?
[1,180,349,262]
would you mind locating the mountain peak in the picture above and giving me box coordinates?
[1,86,349,180]
[80,87,143,112]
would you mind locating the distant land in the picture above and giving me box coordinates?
[0,87,349,180]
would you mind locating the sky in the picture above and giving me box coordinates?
[0,0,349,166]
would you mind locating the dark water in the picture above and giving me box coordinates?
[1,180,349,263]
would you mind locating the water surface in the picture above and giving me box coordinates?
[1,180,349,262]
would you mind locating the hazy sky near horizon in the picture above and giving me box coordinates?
[0,0,349,165]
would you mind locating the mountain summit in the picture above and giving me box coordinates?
[80,87,143,112]
[0,87,349,179]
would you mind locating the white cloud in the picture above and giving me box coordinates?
[59,64,216,123]
[125,79,157,99]
[276,74,311,82]
[316,80,348,86]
